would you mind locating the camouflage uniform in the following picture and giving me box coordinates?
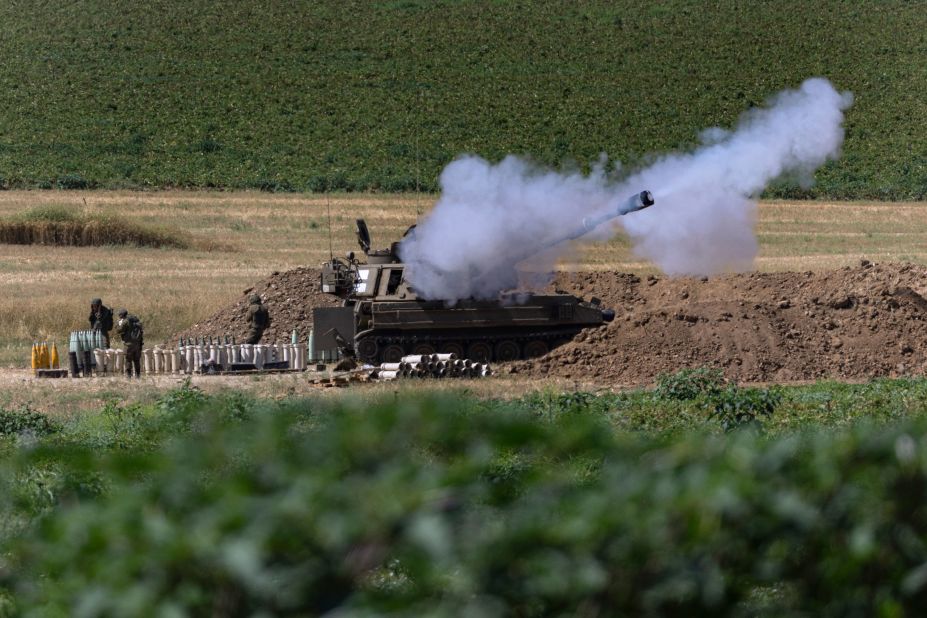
[89,298,114,349]
[116,309,143,377]
[245,294,270,344]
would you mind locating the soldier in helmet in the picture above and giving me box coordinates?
[245,293,270,344]
[115,309,144,378]
[88,298,114,348]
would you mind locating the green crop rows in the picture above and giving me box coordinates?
[0,0,925,198]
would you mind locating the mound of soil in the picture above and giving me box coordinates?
[178,261,927,386]
[516,260,927,385]
[176,267,342,344]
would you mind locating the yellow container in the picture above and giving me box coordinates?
[31,342,38,370]
[50,342,60,369]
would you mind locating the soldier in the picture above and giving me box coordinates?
[88,298,114,348]
[245,294,270,344]
[115,309,144,378]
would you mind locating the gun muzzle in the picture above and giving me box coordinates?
[617,190,655,216]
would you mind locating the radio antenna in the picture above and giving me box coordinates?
[326,195,334,260]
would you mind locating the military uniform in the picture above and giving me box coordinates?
[89,298,114,349]
[245,294,270,344]
[116,310,143,377]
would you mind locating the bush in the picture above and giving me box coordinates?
[709,384,783,432]
[0,406,58,438]
[654,367,727,401]
[4,393,927,616]
[156,377,208,420]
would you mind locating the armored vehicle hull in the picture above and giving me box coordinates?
[314,292,610,364]
[314,191,654,363]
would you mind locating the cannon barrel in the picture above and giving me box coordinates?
[459,190,655,291]
[504,190,654,266]
[566,190,654,244]
[382,190,655,301]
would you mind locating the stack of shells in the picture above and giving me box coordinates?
[375,353,492,381]
[31,341,60,370]
[68,332,309,376]
[69,330,106,376]
[165,338,309,374]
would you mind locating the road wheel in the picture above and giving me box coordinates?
[467,341,492,363]
[439,342,465,357]
[411,342,436,356]
[356,338,378,363]
[494,340,520,362]
[523,340,549,359]
[381,344,405,364]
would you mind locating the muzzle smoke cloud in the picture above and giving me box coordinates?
[399,78,853,301]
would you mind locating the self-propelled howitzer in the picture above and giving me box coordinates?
[314,191,654,364]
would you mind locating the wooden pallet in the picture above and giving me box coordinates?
[204,368,304,376]
[35,369,69,379]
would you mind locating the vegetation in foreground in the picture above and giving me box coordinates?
[4,374,927,615]
[0,1,925,198]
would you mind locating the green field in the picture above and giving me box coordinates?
[1,1,925,198]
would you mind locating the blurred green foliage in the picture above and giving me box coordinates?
[0,1,924,197]
[4,379,927,614]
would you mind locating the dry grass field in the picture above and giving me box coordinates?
[1,191,925,368]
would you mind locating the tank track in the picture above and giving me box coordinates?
[355,326,589,364]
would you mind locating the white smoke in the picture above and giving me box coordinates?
[400,78,853,300]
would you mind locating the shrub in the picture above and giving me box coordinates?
[5,393,927,616]
[709,384,783,432]
[0,406,58,438]
[156,377,208,418]
[654,367,726,401]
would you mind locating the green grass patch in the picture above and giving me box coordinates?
[0,205,198,249]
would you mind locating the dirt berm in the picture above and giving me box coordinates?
[179,261,927,386]
[176,267,342,345]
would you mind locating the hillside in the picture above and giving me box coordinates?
[0,0,924,198]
